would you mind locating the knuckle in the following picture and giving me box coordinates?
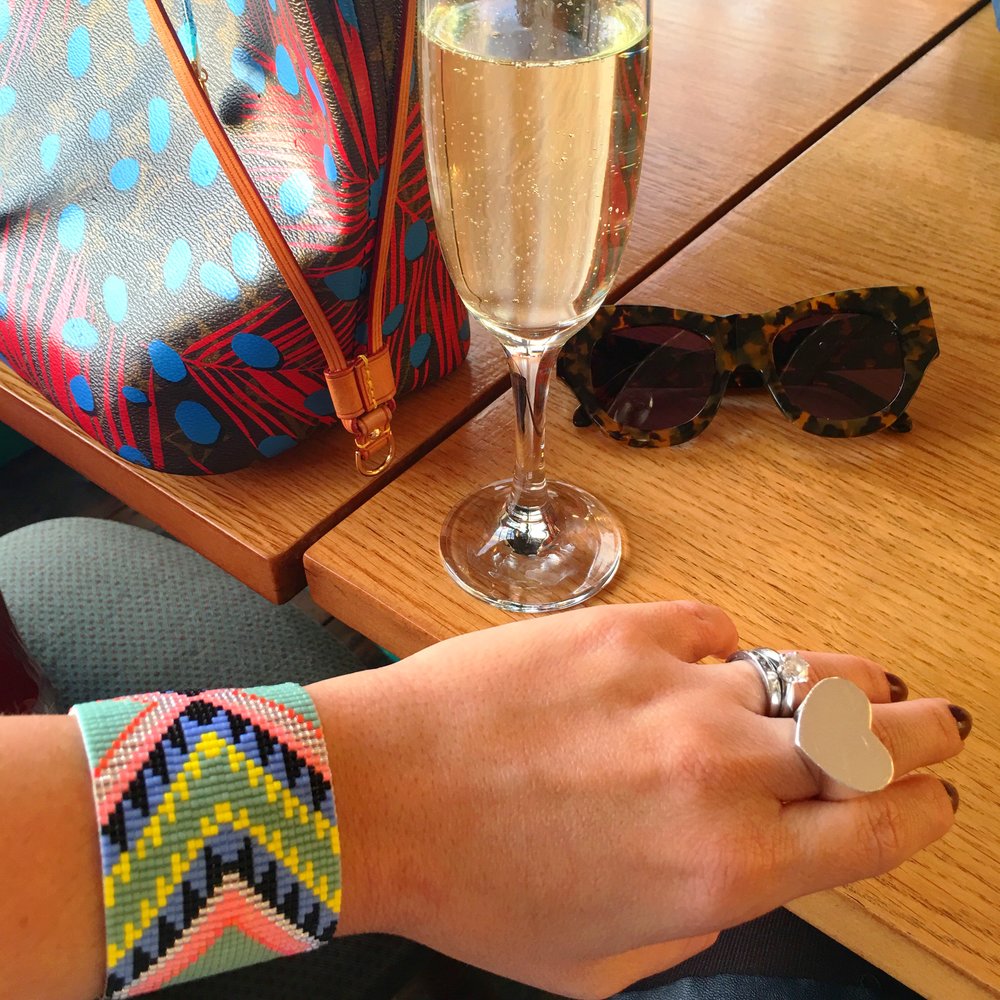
[585,605,646,650]
[663,601,724,656]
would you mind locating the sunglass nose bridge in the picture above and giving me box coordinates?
[729,365,766,390]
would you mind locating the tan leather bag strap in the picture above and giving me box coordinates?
[142,0,413,475]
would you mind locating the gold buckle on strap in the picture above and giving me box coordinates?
[355,427,395,477]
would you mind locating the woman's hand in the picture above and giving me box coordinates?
[312,600,966,999]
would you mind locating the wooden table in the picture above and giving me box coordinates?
[306,9,1000,998]
[0,0,981,602]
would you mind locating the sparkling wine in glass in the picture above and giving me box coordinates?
[420,0,651,611]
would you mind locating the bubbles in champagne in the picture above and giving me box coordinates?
[420,0,650,344]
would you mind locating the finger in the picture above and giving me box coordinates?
[718,650,899,714]
[871,699,966,775]
[757,697,967,802]
[565,935,720,999]
[779,774,956,900]
[646,601,739,662]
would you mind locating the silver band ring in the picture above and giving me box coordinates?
[727,648,811,718]
[727,649,783,716]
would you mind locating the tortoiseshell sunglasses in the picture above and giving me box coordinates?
[557,286,939,446]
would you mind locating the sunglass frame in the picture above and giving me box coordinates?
[556,286,939,447]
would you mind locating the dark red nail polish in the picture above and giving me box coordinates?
[948,705,973,740]
[885,673,908,702]
[940,780,960,813]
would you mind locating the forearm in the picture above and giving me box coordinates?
[0,715,105,1000]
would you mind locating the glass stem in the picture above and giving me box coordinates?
[499,340,562,556]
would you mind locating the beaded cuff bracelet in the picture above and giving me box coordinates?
[71,683,341,998]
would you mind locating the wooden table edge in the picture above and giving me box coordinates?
[303,547,445,654]
[0,364,508,603]
[789,889,994,1000]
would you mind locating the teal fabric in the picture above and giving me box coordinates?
[0,517,364,708]
[0,517,422,1000]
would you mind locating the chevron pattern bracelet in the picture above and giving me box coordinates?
[71,683,341,998]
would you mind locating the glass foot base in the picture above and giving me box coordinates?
[439,480,623,613]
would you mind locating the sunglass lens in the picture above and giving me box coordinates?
[591,325,716,430]
[772,312,904,419]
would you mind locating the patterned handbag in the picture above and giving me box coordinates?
[0,0,468,475]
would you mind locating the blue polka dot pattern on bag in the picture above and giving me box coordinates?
[323,267,363,300]
[409,333,432,368]
[69,374,95,411]
[232,333,280,369]
[304,388,334,416]
[382,303,405,336]
[322,145,337,182]
[279,171,313,217]
[230,232,260,281]
[67,26,91,77]
[189,138,219,187]
[163,240,192,292]
[200,262,240,301]
[305,67,327,117]
[274,45,299,95]
[175,400,221,444]
[102,276,128,323]
[57,204,86,252]
[368,167,384,218]
[148,340,188,382]
[0,0,471,475]
[118,445,151,467]
[109,158,140,191]
[40,134,60,173]
[62,317,100,351]
[258,434,296,457]
[88,110,111,142]
[122,386,149,405]
[127,0,151,45]
[404,220,428,261]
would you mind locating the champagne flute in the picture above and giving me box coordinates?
[420,0,651,612]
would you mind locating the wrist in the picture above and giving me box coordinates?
[306,667,414,938]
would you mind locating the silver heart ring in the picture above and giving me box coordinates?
[794,677,895,800]
[727,648,811,718]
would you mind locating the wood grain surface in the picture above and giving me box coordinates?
[307,10,1000,997]
[616,0,985,294]
[0,0,981,603]
[0,333,505,602]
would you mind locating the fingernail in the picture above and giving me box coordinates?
[948,705,973,740]
[885,673,908,702]
[940,779,960,813]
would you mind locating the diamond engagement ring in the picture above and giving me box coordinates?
[727,648,811,718]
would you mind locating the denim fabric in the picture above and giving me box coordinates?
[619,974,880,1000]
